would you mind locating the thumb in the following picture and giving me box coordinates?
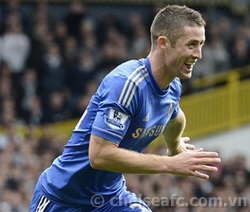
[183,137,191,143]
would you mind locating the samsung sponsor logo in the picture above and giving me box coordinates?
[132,125,165,139]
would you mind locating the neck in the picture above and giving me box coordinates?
[148,53,174,89]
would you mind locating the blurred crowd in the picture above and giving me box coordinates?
[1,1,250,126]
[0,0,250,211]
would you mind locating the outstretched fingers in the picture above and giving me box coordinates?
[169,148,221,179]
[190,150,221,179]
[189,165,218,180]
[190,170,209,179]
[183,137,196,151]
[194,151,221,161]
[192,164,218,172]
[186,143,195,151]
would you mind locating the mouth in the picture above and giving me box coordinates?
[184,61,196,71]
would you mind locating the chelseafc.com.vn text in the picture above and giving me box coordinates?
[91,194,248,208]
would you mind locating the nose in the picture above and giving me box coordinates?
[193,46,202,59]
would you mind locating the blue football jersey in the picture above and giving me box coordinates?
[38,57,182,207]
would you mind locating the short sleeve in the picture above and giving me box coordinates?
[91,75,138,144]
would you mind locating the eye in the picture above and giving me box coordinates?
[188,42,204,49]
[188,43,196,49]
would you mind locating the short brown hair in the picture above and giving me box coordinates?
[150,5,206,48]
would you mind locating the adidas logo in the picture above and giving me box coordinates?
[143,113,150,122]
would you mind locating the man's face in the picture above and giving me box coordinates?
[165,26,205,80]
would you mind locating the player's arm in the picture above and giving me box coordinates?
[162,108,194,155]
[89,134,221,179]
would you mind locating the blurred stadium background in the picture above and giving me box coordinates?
[0,0,250,211]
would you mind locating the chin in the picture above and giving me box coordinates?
[180,73,192,80]
[179,68,192,79]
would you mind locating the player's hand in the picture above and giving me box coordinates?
[166,137,195,156]
[168,148,221,179]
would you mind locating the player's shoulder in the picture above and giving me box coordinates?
[171,77,182,87]
[104,59,146,82]
[169,77,182,96]
[111,59,144,76]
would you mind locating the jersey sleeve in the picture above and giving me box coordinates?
[170,102,180,119]
[91,74,138,145]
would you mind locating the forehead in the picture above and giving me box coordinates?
[178,26,205,44]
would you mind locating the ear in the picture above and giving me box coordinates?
[157,36,171,49]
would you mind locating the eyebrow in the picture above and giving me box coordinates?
[188,39,205,45]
